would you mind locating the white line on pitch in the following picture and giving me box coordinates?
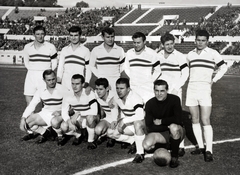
[73,137,240,175]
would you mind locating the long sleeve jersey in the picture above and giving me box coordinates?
[89,43,125,78]
[95,90,119,123]
[187,47,228,83]
[61,90,98,121]
[158,49,189,91]
[57,44,91,83]
[124,46,161,86]
[22,84,69,118]
[23,41,58,71]
[114,90,145,124]
[145,94,182,133]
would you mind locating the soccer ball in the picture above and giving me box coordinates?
[153,148,171,166]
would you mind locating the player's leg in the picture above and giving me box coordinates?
[108,126,135,149]
[200,105,213,162]
[169,124,185,168]
[51,112,64,144]
[143,133,164,151]
[95,120,109,145]
[132,119,145,163]
[177,89,185,157]
[64,114,85,146]
[26,112,50,144]
[116,118,138,152]
[86,115,100,149]
[189,106,205,154]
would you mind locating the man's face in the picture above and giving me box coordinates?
[195,36,208,50]
[154,85,168,101]
[102,32,115,47]
[96,85,108,99]
[163,40,175,54]
[133,37,145,52]
[34,30,45,43]
[69,32,81,45]
[116,83,130,99]
[71,78,83,93]
[44,73,57,88]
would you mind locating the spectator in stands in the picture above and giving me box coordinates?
[186,29,228,162]
[157,33,189,156]
[124,32,161,103]
[23,25,58,105]
[90,27,125,93]
[57,26,91,91]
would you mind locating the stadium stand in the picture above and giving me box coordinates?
[137,6,214,23]
[0,9,8,18]
[1,4,240,57]
[117,8,150,23]
[113,25,157,36]
[7,8,66,21]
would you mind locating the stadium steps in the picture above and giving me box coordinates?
[2,8,13,20]
[117,8,150,24]
[137,7,215,24]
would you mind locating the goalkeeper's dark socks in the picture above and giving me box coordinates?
[170,137,181,158]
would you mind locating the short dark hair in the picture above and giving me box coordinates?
[116,78,130,88]
[196,29,209,40]
[154,79,168,90]
[68,26,82,35]
[160,32,175,45]
[72,74,85,84]
[33,25,46,35]
[101,27,115,36]
[42,69,55,79]
[95,78,109,88]
[132,32,146,42]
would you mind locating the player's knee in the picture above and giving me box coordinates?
[134,120,142,128]
[169,124,179,134]
[86,115,99,127]
[30,125,38,131]
[60,121,68,133]
[134,120,145,134]
[142,138,152,151]
[51,118,61,129]
[94,125,102,136]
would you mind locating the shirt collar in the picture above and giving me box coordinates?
[193,47,209,53]
[100,42,117,49]
[30,41,46,47]
[159,49,176,55]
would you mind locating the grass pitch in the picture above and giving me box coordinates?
[0,67,240,175]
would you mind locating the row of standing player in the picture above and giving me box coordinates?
[20,25,228,167]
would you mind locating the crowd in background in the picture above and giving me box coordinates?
[1,5,240,55]
[0,6,130,36]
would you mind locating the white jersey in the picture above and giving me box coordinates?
[90,43,125,78]
[57,44,91,90]
[124,46,161,103]
[187,47,227,83]
[114,90,145,124]
[23,41,57,71]
[95,90,118,123]
[158,49,189,92]
[22,84,69,118]
[62,90,98,121]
